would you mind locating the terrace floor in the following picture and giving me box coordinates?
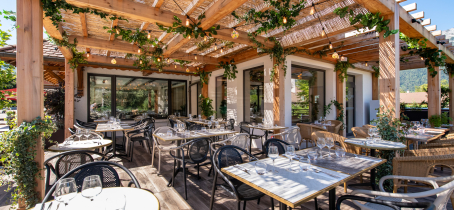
[0,137,452,210]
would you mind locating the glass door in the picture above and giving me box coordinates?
[346,75,355,136]
[88,75,113,121]
[216,76,227,119]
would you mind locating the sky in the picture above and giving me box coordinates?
[0,0,454,45]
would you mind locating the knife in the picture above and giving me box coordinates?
[234,165,250,175]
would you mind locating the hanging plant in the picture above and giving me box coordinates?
[218,59,238,80]
[103,26,155,46]
[157,13,219,39]
[444,63,454,75]
[195,68,211,88]
[124,41,167,72]
[334,60,355,82]
[199,94,215,118]
[196,38,217,51]
[399,33,427,50]
[372,65,379,78]
[232,0,306,35]
[334,7,398,38]
[0,116,57,209]
[406,47,446,77]
[48,32,87,70]
[174,59,192,67]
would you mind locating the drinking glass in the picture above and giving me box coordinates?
[105,194,126,210]
[216,124,221,131]
[208,121,212,129]
[262,118,265,125]
[220,127,225,132]
[83,129,91,141]
[325,137,334,158]
[255,161,267,175]
[316,138,325,158]
[299,159,310,172]
[81,175,102,201]
[285,145,297,172]
[268,146,279,174]
[198,115,201,121]
[166,130,173,137]
[201,127,207,133]
[54,178,78,207]
[76,129,83,141]
[307,151,318,170]
[335,147,346,158]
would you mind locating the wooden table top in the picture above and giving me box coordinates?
[187,120,228,125]
[345,138,407,150]
[95,123,135,132]
[153,129,238,142]
[47,139,112,152]
[245,125,287,131]
[222,149,385,208]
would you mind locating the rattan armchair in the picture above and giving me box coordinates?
[352,127,369,138]
[419,141,454,149]
[296,123,327,149]
[326,120,343,135]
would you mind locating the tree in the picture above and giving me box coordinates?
[0,10,16,109]
[418,79,451,108]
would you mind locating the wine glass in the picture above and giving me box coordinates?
[325,137,334,158]
[307,151,318,170]
[83,129,91,142]
[285,145,297,173]
[255,161,267,175]
[268,146,279,174]
[198,115,201,121]
[316,138,325,158]
[81,175,103,201]
[335,147,346,158]
[54,178,78,207]
[208,121,212,129]
[76,129,83,141]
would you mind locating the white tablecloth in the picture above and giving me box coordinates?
[47,140,112,152]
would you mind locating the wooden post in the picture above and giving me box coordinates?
[16,0,45,203]
[64,59,74,138]
[273,59,285,126]
[427,67,441,117]
[76,67,84,96]
[378,12,400,118]
[449,72,454,121]
[372,75,379,100]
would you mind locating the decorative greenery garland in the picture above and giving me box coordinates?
[157,13,219,39]
[444,63,454,75]
[218,59,238,80]
[196,68,211,88]
[334,60,355,82]
[324,100,345,130]
[372,65,379,78]
[0,116,57,209]
[399,33,427,50]
[232,0,306,35]
[196,38,217,51]
[334,7,398,38]
[174,59,192,67]
[48,32,88,70]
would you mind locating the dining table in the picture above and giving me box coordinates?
[222,147,385,210]
[34,187,160,210]
[186,119,228,126]
[47,139,112,152]
[95,123,134,160]
[344,138,406,190]
[404,131,445,149]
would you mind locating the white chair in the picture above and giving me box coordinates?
[151,126,178,174]
[273,126,301,149]
[346,175,454,210]
[210,133,250,153]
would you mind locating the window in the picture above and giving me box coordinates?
[244,66,264,123]
[291,65,325,125]
[87,74,187,121]
[215,76,227,119]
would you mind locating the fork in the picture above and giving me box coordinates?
[234,165,250,175]
[313,169,340,178]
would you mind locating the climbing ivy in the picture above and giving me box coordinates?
[334,60,355,82]
[157,13,219,39]
[48,32,87,70]
[324,100,345,130]
[372,65,379,78]
[195,68,211,88]
[444,63,454,75]
[218,59,238,80]
[399,33,427,50]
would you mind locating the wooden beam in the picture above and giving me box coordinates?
[45,69,64,84]
[432,30,442,36]
[152,0,165,8]
[450,72,454,122]
[64,58,74,138]
[400,61,425,70]
[402,3,416,12]
[425,25,437,32]
[44,65,65,71]
[427,67,441,117]
[79,13,90,53]
[421,18,431,26]
[17,0,45,201]
[410,11,424,19]
[308,32,379,51]
[372,75,379,100]
[171,52,224,64]
[76,67,84,96]
[336,70,345,136]
[436,35,446,40]
[286,26,357,48]
[106,19,119,57]
[163,0,249,56]
[43,16,73,59]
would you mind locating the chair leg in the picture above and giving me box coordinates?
[129,142,134,162]
[314,197,319,210]
[243,200,246,210]
[158,150,162,175]
[257,198,260,205]
[208,164,213,177]
[209,171,218,210]
[172,159,176,187]
[197,163,201,179]
[344,183,347,193]
[183,163,188,200]
[237,201,241,210]
[151,145,156,166]
[270,197,274,209]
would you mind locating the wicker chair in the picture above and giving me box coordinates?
[362,124,376,129]
[352,127,369,138]
[296,123,327,149]
[326,120,343,135]
[419,141,454,149]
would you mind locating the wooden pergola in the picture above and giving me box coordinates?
[15,0,454,203]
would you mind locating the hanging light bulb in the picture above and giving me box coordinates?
[421,56,424,60]
[167,58,171,64]
[139,60,143,65]
[321,28,326,37]
[86,52,90,58]
[340,55,344,60]
[157,57,161,62]
[186,67,190,72]
[204,35,207,42]
[365,61,368,67]
[310,4,315,15]
[188,35,191,39]
[138,47,141,53]
[175,65,177,69]
[194,54,197,60]
[186,16,190,26]
[329,42,333,50]
[111,58,117,64]
[231,27,239,39]
[115,27,120,34]
[221,47,224,53]
[332,50,339,59]
[214,44,217,51]
[147,31,151,39]
[283,16,287,24]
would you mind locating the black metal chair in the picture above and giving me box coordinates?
[169,138,210,200]
[187,123,202,131]
[43,150,108,194]
[336,195,435,210]
[150,117,156,132]
[127,124,154,161]
[40,161,141,210]
[226,118,235,130]
[239,122,265,153]
[210,145,273,210]
[76,119,96,129]
[264,138,290,156]
[169,118,177,128]
[68,127,76,135]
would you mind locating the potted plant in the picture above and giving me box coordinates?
[429,115,442,128]
[44,84,66,148]
[199,94,215,119]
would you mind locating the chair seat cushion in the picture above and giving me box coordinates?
[359,196,420,210]
[221,179,264,201]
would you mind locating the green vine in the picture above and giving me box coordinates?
[399,33,427,50]
[324,100,345,130]
[196,38,217,51]
[218,59,238,80]
[334,7,398,38]
[157,13,219,39]
[48,32,87,70]
[444,63,454,75]
[195,68,211,88]
[372,65,379,78]
[334,60,355,82]
[174,59,192,67]
[232,0,306,35]
[0,116,57,209]
[123,39,167,72]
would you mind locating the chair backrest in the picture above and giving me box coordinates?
[419,141,454,149]
[153,126,174,145]
[351,127,369,138]
[362,124,375,129]
[311,131,361,154]
[169,118,176,128]
[68,127,76,135]
[214,145,257,172]
[185,121,193,128]
[239,121,251,134]
[188,123,202,131]
[404,147,454,157]
[284,126,301,147]
[76,119,96,129]
[264,138,290,156]
[230,133,249,152]
[228,119,235,130]
[327,120,343,135]
[188,138,210,163]
[296,123,327,140]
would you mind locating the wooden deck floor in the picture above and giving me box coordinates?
[0,139,452,210]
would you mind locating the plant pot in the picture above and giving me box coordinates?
[45,129,65,149]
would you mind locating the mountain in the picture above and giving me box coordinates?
[442,28,454,43]
[400,68,448,92]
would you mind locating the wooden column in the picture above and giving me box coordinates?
[64,59,74,138]
[273,59,285,126]
[450,72,454,121]
[76,67,84,96]
[378,12,400,118]
[16,0,45,203]
[372,75,379,100]
[428,67,441,117]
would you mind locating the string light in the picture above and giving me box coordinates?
[115,26,120,34]
[111,58,117,64]
[138,47,141,53]
[329,42,333,50]
[175,65,177,69]
[340,55,345,60]
[147,31,151,39]
[186,67,190,72]
[194,54,197,60]
[321,27,326,37]
[221,47,224,53]
[167,58,171,63]
[310,3,315,15]
[139,60,143,65]
[421,56,424,60]
[283,17,287,24]
[86,52,90,58]
[186,16,190,26]
[214,44,218,51]
[204,35,207,42]
[332,51,339,59]
[365,61,368,66]
[157,57,161,62]
[188,35,191,39]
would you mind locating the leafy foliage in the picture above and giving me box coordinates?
[0,116,57,209]
[174,59,191,67]
[48,32,88,70]
[400,68,449,93]
[123,41,167,72]
[334,60,355,82]
[196,68,211,88]
[325,100,345,130]
[417,80,450,108]
[334,7,399,38]
[444,63,454,76]
[399,33,427,50]
[232,0,306,35]
[44,84,65,128]
[196,38,217,51]
[199,95,215,118]
[157,13,219,39]
[0,11,16,109]
[218,59,238,80]
[429,113,451,127]
[372,65,379,78]
[405,47,446,77]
